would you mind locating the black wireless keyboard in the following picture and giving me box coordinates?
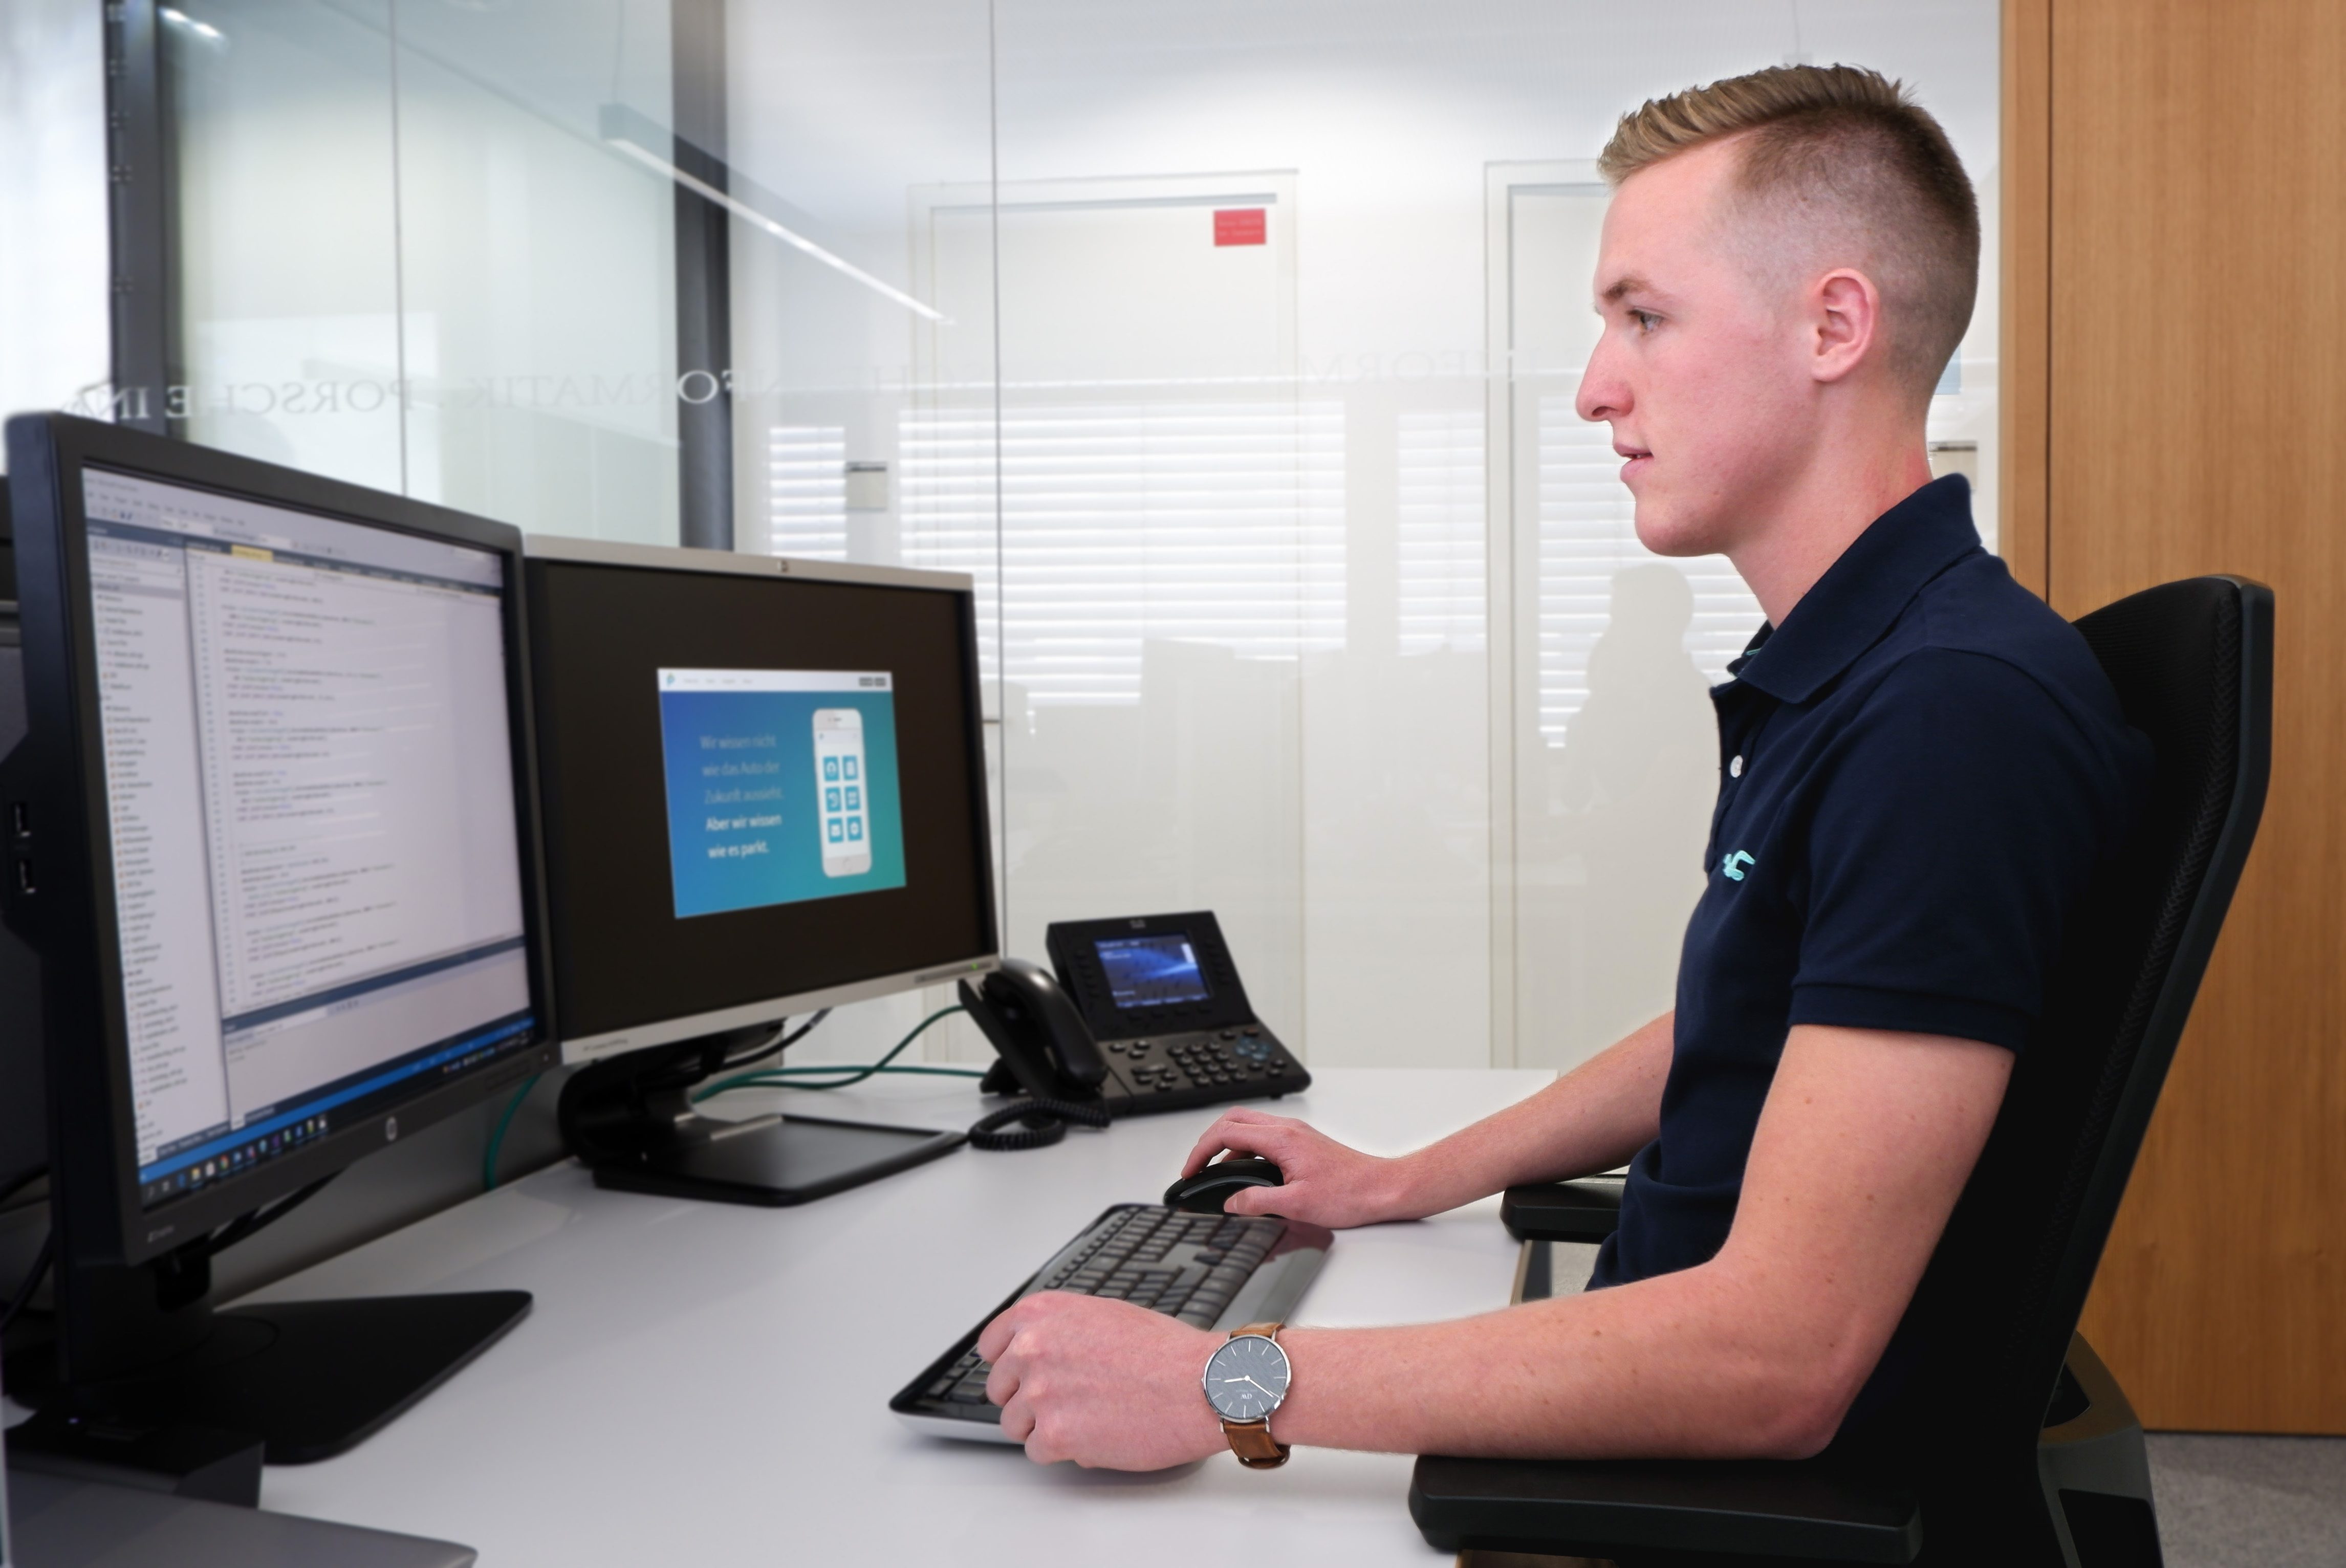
[890,1203,1332,1443]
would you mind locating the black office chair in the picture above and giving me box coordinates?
[1411,576,2274,1568]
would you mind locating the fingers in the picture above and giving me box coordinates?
[1220,1182,1284,1217]
[1021,1409,1067,1466]
[1181,1108,1287,1174]
[980,1291,1083,1407]
[1181,1108,1304,1177]
[998,1388,1036,1444]
[1180,1115,1254,1175]
[975,1301,1022,1364]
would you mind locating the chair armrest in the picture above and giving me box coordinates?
[1409,1452,1923,1564]
[1501,1178,1625,1245]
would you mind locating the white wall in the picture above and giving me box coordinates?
[0,0,110,444]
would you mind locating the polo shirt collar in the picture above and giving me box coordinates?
[1727,474,1982,704]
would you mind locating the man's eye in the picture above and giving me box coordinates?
[1630,310,1661,334]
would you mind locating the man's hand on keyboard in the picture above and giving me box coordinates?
[978,1292,1223,1469]
[1180,1108,1415,1228]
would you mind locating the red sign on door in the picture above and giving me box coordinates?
[1214,208,1267,247]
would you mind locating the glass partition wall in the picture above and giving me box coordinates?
[163,0,683,540]
[140,0,2001,1071]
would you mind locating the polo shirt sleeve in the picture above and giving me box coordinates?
[1787,648,2117,1051]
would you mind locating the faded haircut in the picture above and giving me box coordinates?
[1599,64,1980,399]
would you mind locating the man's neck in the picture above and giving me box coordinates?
[1728,431,1936,627]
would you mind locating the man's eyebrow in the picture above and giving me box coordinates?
[1599,273,1654,304]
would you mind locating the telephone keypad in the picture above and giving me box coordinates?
[1098,1026,1300,1111]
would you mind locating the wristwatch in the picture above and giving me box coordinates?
[1201,1321,1291,1468]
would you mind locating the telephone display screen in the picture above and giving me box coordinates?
[1095,935,1212,1009]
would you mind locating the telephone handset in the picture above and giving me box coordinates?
[959,959,1110,1102]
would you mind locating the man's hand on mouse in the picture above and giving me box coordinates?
[978,1292,1224,1469]
[1180,1108,1417,1229]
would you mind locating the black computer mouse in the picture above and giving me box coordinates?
[1163,1157,1285,1214]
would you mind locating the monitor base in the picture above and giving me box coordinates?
[557,1027,966,1206]
[584,1112,965,1206]
[10,1290,530,1465]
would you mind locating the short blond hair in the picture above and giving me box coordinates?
[1599,64,1979,398]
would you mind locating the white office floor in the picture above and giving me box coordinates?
[2149,1433,2346,1566]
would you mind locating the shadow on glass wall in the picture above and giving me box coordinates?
[1517,565,1715,1072]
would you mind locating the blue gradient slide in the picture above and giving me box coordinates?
[656,669,906,918]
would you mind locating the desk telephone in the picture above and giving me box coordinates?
[958,911,1309,1115]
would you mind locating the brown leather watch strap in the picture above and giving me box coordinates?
[1220,1322,1291,1469]
[1223,1418,1288,1468]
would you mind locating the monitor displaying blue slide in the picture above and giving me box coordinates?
[657,669,907,918]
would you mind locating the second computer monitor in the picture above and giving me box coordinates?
[523,539,998,1063]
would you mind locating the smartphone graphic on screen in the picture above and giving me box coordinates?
[813,709,872,876]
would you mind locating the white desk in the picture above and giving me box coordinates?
[245,1069,1555,1567]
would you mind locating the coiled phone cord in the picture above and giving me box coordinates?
[966,1097,1111,1151]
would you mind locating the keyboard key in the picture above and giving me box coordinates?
[1204,1264,1249,1296]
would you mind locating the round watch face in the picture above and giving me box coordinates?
[1203,1334,1291,1422]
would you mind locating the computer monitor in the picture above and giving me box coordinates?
[0,415,556,1460]
[0,556,42,1207]
[523,536,997,1204]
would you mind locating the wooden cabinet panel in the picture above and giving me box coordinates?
[2034,0,2346,1431]
[2001,0,2051,599]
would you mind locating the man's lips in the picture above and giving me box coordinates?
[1616,445,1653,481]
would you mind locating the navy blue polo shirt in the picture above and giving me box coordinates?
[1590,475,2152,1301]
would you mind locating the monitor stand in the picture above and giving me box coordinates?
[555,1030,965,1207]
[6,1249,529,1465]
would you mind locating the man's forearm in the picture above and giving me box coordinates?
[1388,1012,1672,1218]
[1270,1259,1843,1462]
[1269,1025,2011,1463]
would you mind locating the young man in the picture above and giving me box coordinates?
[976,64,2152,1471]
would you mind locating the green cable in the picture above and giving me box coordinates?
[482,1072,541,1192]
[709,1064,990,1092]
[692,1005,970,1102]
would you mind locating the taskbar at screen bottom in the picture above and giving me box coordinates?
[136,1012,540,1211]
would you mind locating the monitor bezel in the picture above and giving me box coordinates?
[2,415,558,1267]
[521,534,1002,1065]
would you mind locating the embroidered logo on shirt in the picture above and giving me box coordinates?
[1721,850,1756,882]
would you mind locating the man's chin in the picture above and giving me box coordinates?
[1631,504,1723,560]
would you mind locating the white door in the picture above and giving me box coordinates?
[1488,165,1763,1071]
[909,175,1319,1047]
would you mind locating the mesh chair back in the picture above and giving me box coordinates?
[1914,576,2271,1459]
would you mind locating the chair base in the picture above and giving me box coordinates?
[2038,1334,2163,1567]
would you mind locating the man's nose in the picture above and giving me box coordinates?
[1577,331,1627,424]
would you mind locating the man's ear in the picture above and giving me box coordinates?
[1810,268,1883,385]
